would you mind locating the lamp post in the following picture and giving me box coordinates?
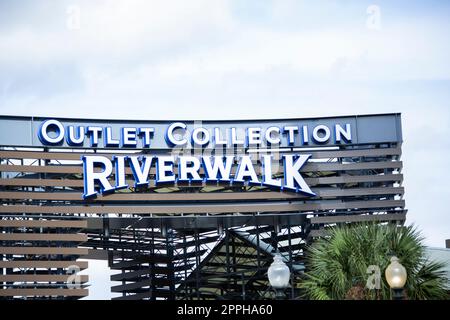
[268,253,290,300]
[385,256,407,300]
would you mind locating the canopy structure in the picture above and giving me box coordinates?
[0,113,406,300]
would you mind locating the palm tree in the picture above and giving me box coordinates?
[300,223,449,300]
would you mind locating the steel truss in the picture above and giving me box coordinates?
[1,137,406,299]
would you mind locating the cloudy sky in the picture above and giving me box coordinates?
[1,0,449,299]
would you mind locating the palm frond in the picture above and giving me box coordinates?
[300,223,449,300]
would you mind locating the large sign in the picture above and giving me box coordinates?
[39,119,343,199]
[0,114,403,200]
[36,119,353,149]
[80,153,315,199]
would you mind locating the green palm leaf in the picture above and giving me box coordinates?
[300,223,449,300]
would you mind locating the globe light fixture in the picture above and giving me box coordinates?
[268,253,290,299]
[385,256,407,300]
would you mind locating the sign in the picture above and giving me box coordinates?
[0,114,403,200]
[35,119,356,199]
[36,119,353,149]
[81,154,315,199]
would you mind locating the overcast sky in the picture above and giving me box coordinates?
[1,0,449,299]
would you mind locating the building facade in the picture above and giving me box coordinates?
[0,113,406,299]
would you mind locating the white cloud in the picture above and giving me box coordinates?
[0,0,449,299]
[79,259,120,300]
[0,0,235,64]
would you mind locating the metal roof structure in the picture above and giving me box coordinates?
[0,113,406,299]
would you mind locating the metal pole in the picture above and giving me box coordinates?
[275,288,286,300]
[392,288,404,300]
